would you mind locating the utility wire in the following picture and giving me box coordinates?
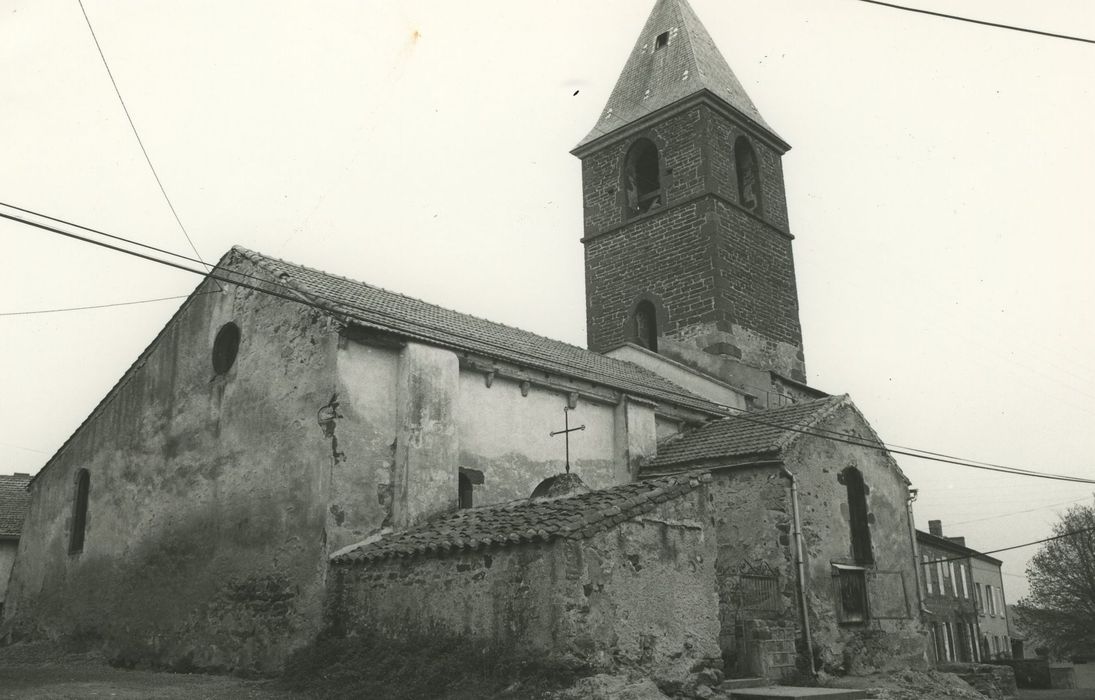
[933,526,1095,563]
[857,1,1095,46]
[0,294,191,317]
[948,497,1092,527]
[76,0,217,286]
[6,206,1095,487]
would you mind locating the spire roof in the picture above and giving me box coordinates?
[576,0,778,149]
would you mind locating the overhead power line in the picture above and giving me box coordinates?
[948,497,1093,527]
[857,1,1095,46]
[76,0,217,284]
[4,204,1095,487]
[0,294,192,317]
[934,526,1095,563]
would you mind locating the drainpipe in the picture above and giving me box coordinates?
[781,466,815,676]
[906,488,927,615]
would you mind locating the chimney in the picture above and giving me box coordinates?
[947,536,967,547]
[929,519,943,537]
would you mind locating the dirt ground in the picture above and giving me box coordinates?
[0,643,293,699]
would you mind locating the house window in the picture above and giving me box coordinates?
[986,585,996,615]
[69,468,90,554]
[834,565,868,623]
[922,554,934,594]
[976,582,985,613]
[458,468,483,509]
[957,563,968,598]
[624,138,662,216]
[634,300,658,351]
[842,467,873,564]
[734,136,762,213]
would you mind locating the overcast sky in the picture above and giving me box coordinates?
[2,0,1093,600]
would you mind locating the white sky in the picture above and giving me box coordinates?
[2,0,1093,602]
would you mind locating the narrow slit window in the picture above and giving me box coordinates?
[655,32,669,50]
[69,468,90,553]
[624,138,662,216]
[458,468,483,510]
[734,136,762,213]
[843,467,873,565]
[633,300,658,351]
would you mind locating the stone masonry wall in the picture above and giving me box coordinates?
[3,254,342,673]
[783,404,928,674]
[327,488,720,679]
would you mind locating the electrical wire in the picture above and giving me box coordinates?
[948,498,1093,527]
[0,294,192,317]
[857,1,1095,46]
[5,205,1095,486]
[933,526,1095,563]
[76,0,217,285]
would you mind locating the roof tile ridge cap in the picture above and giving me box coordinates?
[771,394,849,452]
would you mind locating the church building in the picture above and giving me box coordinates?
[2,0,928,682]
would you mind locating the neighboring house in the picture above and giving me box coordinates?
[5,0,928,679]
[0,473,32,618]
[918,520,1011,663]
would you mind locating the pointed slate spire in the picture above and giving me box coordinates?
[576,0,779,149]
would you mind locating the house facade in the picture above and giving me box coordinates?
[917,520,1010,664]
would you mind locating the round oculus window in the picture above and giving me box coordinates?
[212,322,241,374]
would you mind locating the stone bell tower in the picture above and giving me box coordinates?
[573,0,807,395]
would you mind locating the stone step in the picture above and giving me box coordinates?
[720,677,769,690]
[730,688,868,700]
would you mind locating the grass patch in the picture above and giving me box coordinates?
[281,628,590,699]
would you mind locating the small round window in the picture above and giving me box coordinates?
[212,322,241,375]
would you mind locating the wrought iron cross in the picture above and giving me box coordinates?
[549,406,585,474]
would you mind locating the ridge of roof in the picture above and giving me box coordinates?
[332,473,711,565]
[232,246,728,416]
[643,395,846,469]
[0,473,33,537]
[575,0,779,150]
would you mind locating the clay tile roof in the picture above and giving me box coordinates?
[575,0,781,150]
[0,474,32,538]
[644,395,847,469]
[331,474,710,565]
[234,247,726,416]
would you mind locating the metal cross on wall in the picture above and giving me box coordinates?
[549,406,585,474]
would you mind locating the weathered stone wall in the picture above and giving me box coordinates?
[707,466,798,670]
[783,404,927,673]
[0,539,17,605]
[327,488,720,679]
[3,255,342,672]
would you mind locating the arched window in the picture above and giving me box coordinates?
[734,136,762,213]
[69,469,90,554]
[843,467,873,565]
[633,300,658,351]
[624,138,662,216]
